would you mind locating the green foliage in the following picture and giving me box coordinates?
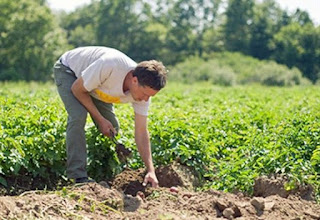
[0,176,7,187]
[271,23,320,83]
[55,0,319,82]
[311,146,320,173]
[1,78,320,200]
[0,83,67,179]
[202,26,225,53]
[68,25,96,47]
[256,62,307,86]
[86,127,122,180]
[0,82,123,182]
[169,52,310,86]
[1,0,320,83]
[59,1,99,47]
[169,56,236,86]
[0,0,69,81]
[96,0,144,57]
[223,0,254,53]
[248,0,283,59]
[291,9,314,26]
[147,83,320,197]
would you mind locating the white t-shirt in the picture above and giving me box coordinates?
[60,46,149,116]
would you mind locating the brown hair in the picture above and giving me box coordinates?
[133,60,167,90]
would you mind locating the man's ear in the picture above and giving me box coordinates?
[132,76,139,85]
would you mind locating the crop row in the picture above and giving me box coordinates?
[0,82,319,200]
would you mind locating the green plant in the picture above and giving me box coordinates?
[1,82,320,202]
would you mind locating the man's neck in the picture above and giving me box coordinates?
[123,70,133,93]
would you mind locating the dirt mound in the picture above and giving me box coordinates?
[0,164,319,219]
[254,175,314,200]
[111,163,199,196]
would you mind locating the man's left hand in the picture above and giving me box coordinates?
[142,171,159,187]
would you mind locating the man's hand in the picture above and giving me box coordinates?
[71,77,117,138]
[142,171,159,187]
[97,117,116,138]
[134,113,158,187]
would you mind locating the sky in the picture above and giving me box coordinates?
[47,0,320,25]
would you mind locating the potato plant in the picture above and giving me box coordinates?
[0,82,319,200]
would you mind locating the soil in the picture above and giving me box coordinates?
[0,163,319,220]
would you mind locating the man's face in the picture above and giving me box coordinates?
[131,77,158,101]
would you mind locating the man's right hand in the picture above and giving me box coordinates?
[98,117,116,138]
[71,77,117,138]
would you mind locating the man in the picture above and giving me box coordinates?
[53,46,167,187]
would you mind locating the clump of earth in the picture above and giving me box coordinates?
[0,163,319,219]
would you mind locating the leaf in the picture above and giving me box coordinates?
[0,176,7,187]
[284,180,296,191]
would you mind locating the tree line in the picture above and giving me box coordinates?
[0,0,319,83]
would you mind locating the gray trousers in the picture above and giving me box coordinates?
[53,61,119,179]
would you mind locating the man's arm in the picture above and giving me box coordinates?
[134,113,159,187]
[71,76,116,137]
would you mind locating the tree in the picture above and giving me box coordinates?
[291,9,313,26]
[0,0,69,81]
[160,0,222,64]
[223,0,254,53]
[271,23,320,83]
[96,0,167,62]
[248,0,284,59]
[96,0,140,52]
[59,1,99,47]
[202,26,225,53]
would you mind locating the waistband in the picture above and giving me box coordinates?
[59,58,68,67]
[55,59,76,77]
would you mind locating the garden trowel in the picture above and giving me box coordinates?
[110,130,132,163]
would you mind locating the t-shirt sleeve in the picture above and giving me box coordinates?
[132,99,150,116]
[81,58,113,92]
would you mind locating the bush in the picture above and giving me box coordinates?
[255,62,309,86]
[169,52,311,86]
[169,56,236,86]
[168,56,206,83]
[0,68,21,81]
[205,60,236,86]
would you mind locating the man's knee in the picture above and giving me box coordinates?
[67,110,87,126]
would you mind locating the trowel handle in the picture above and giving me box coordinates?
[110,130,118,145]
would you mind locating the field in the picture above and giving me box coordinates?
[1,82,320,219]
